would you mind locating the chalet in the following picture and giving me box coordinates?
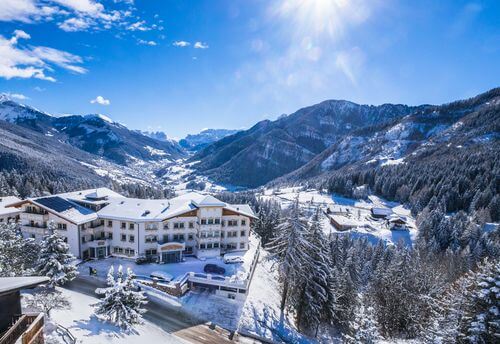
[387,215,408,231]
[0,197,21,224]
[328,214,359,231]
[370,207,393,219]
[0,276,48,344]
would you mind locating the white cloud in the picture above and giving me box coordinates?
[137,39,157,46]
[58,17,90,31]
[173,41,190,47]
[2,92,29,100]
[0,0,151,34]
[90,95,110,105]
[0,0,39,22]
[194,41,209,49]
[0,30,86,82]
[127,20,151,31]
[32,46,87,74]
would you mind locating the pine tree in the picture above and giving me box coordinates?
[36,222,78,287]
[0,222,40,276]
[267,198,312,312]
[344,297,381,344]
[463,259,500,343]
[94,265,148,330]
[294,209,330,336]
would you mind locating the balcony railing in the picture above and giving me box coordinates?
[0,313,44,344]
[25,209,48,215]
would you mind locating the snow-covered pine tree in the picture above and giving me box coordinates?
[94,266,148,330]
[344,297,381,344]
[463,259,500,343]
[267,197,312,312]
[36,222,78,287]
[0,222,40,276]
[294,208,330,336]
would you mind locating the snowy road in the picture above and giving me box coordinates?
[64,276,236,344]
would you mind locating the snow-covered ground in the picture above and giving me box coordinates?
[238,250,313,343]
[259,187,417,246]
[42,288,184,344]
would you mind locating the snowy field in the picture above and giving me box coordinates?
[260,187,418,246]
[42,288,185,344]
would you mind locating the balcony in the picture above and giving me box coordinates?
[25,209,48,215]
[0,313,44,344]
[85,238,112,248]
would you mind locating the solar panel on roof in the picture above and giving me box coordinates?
[36,196,74,213]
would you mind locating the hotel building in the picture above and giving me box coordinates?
[8,188,256,263]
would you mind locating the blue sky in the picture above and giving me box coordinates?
[0,0,499,138]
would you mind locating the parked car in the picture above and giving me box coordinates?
[150,271,173,282]
[136,256,152,265]
[223,255,244,264]
[204,264,226,275]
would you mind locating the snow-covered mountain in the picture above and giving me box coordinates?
[191,88,499,188]
[179,128,240,151]
[0,97,185,165]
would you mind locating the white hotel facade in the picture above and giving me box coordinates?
[8,188,256,263]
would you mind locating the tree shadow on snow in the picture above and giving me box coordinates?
[71,315,139,339]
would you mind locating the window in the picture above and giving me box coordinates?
[57,223,67,230]
[31,234,35,239]
[241,220,246,226]
[227,220,238,227]
[208,218,214,225]
[226,243,237,250]
[129,235,135,243]
[200,243,206,249]
[163,234,169,242]
[214,231,220,237]
[228,294,236,300]
[221,220,225,227]
[188,233,194,240]
[214,242,219,248]
[189,222,194,228]
[108,233,113,239]
[214,218,220,224]
[173,234,185,242]
[81,236,86,243]
[163,223,169,229]
[201,219,207,225]
[129,223,134,230]
[240,230,246,237]
[200,231,207,238]
[108,220,113,227]
[207,243,213,249]
[121,234,126,241]
[240,243,245,249]
[121,222,126,229]
[179,222,185,229]
[145,235,157,243]
[228,231,238,238]
[146,249,157,256]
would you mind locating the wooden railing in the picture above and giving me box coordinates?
[0,313,44,344]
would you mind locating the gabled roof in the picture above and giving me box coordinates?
[224,204,258,219]
[0,196,22,216]
[192,195,227,207]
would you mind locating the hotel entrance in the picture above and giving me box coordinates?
[161,251,181,263]
[157,242,185,264]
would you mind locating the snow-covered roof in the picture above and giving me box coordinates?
[225,204,258,219]
[60,187,125,205]
[371,207,393,216]
[192,194,227,207]
[13,189,256,223]
[0,196,22,216]
[0,276,50,296]
[32,196,98,225]
[329,214,359,227]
